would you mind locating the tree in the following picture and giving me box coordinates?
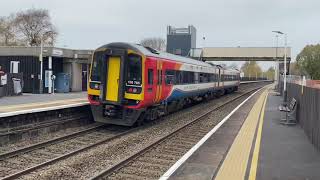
[14,8,57,46]
[0,16,16,46]
[289,62,302,76]
[264,67,275,80]
[296,44,320,79]
[140,37,166,51]
[240,61,262,78]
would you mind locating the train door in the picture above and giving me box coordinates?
[215,68,218,88]
[146,58,157,103]
[221,69,224,88]
[218,68,221,88]
[155,60,163,103]
[106,57,121,102]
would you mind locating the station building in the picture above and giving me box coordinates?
[166,25,197,56]
[0,46,93,93]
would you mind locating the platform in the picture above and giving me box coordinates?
[161,86,320,180]
[0,92,88,118]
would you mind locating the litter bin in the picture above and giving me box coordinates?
[55,73,70,93]
[0,86,3,97]
[12,78,22,95]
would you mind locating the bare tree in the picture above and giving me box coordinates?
[14,8,57,46]
[0,16,16,46]
[140,37,166,51]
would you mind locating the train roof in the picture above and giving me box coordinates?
[97,42,214,68]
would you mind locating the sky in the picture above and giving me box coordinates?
[1,0,320,70]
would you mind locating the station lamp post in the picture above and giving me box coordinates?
[272,30,288,103]
[272,32,279,89]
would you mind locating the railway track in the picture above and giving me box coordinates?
[0,124,132,179]
[0,113,87,136]
[1,82,269,179]
[90,86,264,180]
[0,106,93,146]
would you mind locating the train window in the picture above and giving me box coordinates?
[165,70,175,85]
[204,73,209,83]
[190,72,195,83]
[127,54,142,85]
[199,73,204,83]
[175,71,182,84]
[148,69,153,85]
[209,74,215,82]
[194,72,199,83]
[182,71,194,84]
[182,71,188,84]
[90,52,102,81]
[199,73,209,83]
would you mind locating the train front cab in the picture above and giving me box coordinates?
[88,47,145,126]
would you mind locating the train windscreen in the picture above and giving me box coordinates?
[90,52,102,82]
[126,54,142,86]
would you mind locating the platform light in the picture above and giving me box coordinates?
[272,30,288,103]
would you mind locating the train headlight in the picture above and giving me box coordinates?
[126,86,142,94]
[90,82,100,90]
[132,88,137,93]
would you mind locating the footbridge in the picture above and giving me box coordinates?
[189,47,291,62]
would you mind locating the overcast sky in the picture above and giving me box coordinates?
[1,0,320,70]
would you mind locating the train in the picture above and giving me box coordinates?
[87,42,240,126]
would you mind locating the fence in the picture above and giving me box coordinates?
[286,77,320,150]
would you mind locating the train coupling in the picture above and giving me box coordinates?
[103,105,120,117]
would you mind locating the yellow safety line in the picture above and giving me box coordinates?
[215,88,268,180]
[248,90,269,180]
[0,98,87,110]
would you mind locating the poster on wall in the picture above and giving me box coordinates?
[1,74,7,85]
[45,70,49,88]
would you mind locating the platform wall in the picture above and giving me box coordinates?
[287,83,320,150]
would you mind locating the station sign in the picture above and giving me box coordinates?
[52,49,63,57]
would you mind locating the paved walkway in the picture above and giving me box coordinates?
[0,92,88,117]
[0,92,87,107]
[257,93,320,180]
[165,87,320,180]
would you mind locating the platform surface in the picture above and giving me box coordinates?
[165,87,320,180]
[0,92,88,117]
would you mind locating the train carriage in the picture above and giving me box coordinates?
[88,42,240,126]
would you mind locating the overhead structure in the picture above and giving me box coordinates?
[167,25,197,56]
[189,47,291,62]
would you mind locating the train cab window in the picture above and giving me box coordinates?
[126,54,142,86]
[148,69,153,85]
[165,70,175,85]
[90,52,103,81]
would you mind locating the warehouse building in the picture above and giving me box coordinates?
[0,46,92,94]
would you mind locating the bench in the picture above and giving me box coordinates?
[279,98,297,125]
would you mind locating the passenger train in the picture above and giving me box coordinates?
[88,42,240,126]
